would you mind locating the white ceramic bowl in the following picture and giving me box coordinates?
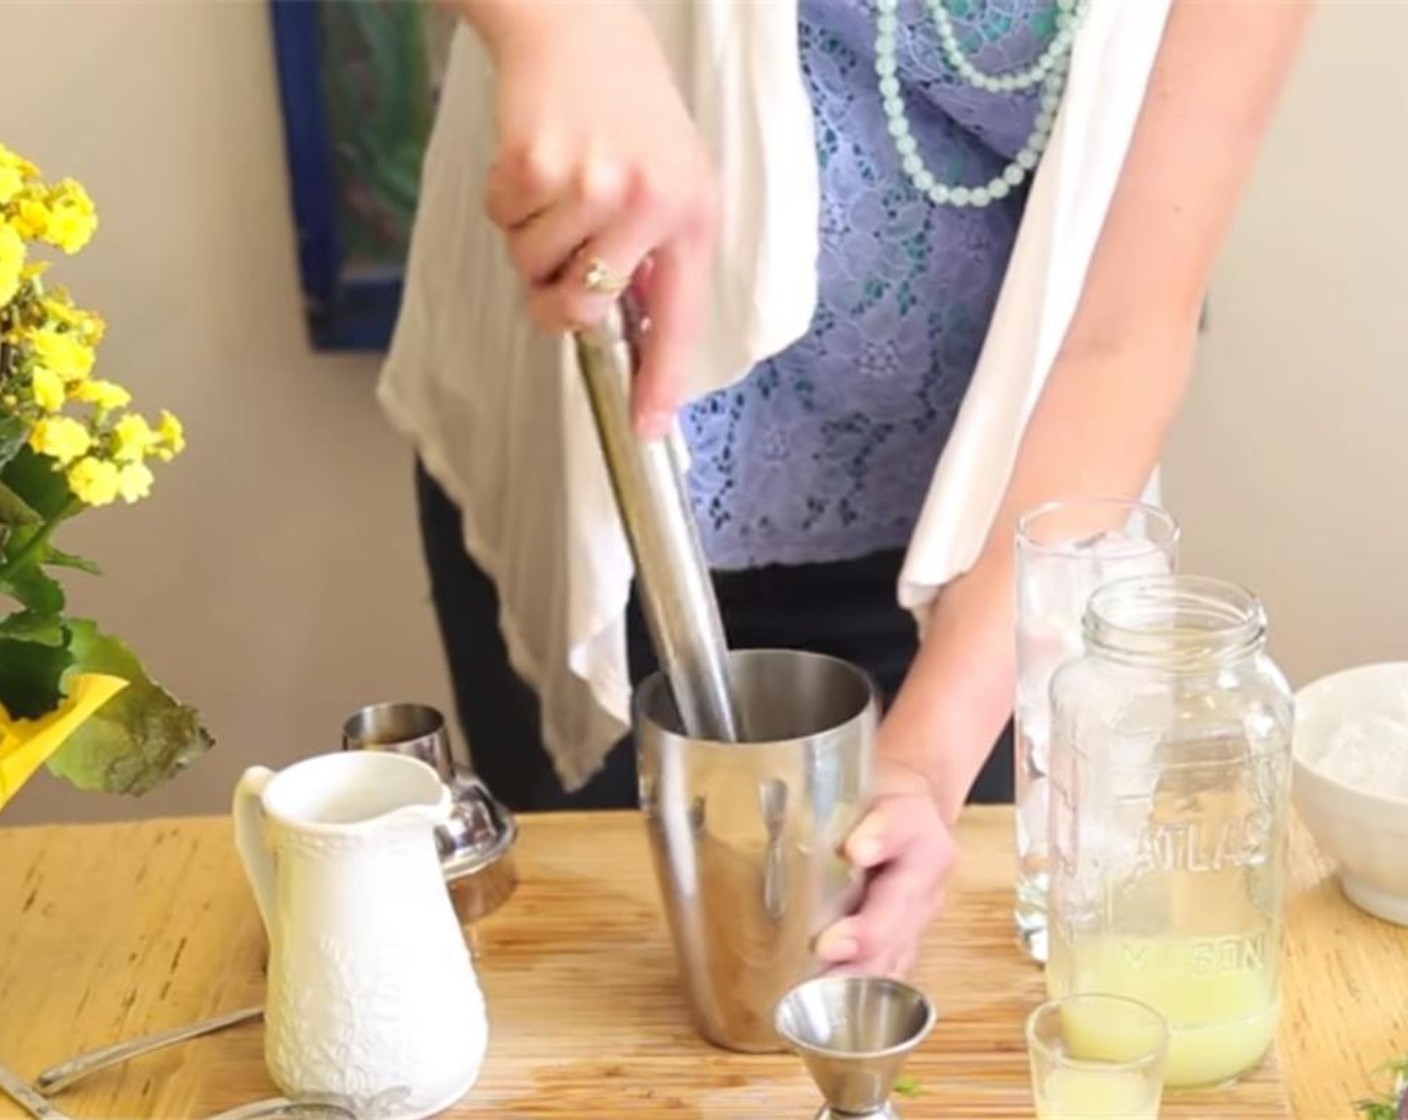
[1292,662,1408,925]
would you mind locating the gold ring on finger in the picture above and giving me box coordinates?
[581,257,632,296]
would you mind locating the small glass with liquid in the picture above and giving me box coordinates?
[1027,994,1169,1120]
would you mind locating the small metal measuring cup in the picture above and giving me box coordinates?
[341,702,518,923]
[341,701,455,782]
[775,975,937,1120]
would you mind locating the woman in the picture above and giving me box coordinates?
[381,0,1309,977]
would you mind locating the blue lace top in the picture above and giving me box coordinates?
[682,0,1060,571]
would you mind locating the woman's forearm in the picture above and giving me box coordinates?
[881,329,1196,823]
[451,1,645,62]
[880,0,1307,820]
[450,0,579,60]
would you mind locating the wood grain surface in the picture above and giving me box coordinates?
[0,807,1398,1118]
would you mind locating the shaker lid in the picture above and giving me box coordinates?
[439,774,518,880]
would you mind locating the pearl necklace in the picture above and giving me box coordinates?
[874,0,1088,208]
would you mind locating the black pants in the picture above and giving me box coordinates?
[416,462,1013,812]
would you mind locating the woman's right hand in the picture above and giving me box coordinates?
[470,3,719,437]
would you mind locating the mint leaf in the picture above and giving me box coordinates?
[893,1077,921,1099]
[1355,1055,1408,1120]
[0,637,73,719]
[46,620,213,795]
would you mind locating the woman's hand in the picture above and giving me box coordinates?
[815,757,957,978]
[472,4,719,436]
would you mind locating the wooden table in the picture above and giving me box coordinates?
[0,807,1401,1118]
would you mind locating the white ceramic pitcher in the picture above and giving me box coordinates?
[233,751,486,1120]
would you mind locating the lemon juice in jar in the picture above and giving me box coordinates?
[1047,925,1278,1088]
[1046,575,1293,1091]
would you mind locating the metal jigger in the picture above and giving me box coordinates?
[775,976,937,1120]
[340,701,519,924]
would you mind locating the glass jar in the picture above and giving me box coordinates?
[1046,575,1293,1090]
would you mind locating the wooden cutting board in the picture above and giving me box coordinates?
[0,810,1293,1119]
[451,812,1291,1119]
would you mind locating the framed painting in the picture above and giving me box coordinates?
[269,0,456,351]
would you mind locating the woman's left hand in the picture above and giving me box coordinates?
[814,756,956,977]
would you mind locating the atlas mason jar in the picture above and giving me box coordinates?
[1046,575,1293,1089]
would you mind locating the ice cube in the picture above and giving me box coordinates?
[1085,528,1161,559]
[1019,545,1103,611]
[1016,776,1050,857]
[1016,614,1085,680]
[1028,719,1051,774]
[1015,693,1048,739]
[1089,529,1174,586]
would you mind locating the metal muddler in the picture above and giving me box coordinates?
[573,299,743,743]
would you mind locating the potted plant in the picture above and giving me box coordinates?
[0,141,210,811]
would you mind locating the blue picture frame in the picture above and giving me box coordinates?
[268,1,451,351]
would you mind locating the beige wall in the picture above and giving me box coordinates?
[3,3,1400,822]
[3,2,453,824]
[1163,1,1408,688]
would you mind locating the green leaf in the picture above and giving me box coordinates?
[0,446,75,522]
[42,546,101,576]
[0,558,65,614]
[46,620,213,795]
[0,479,40,528]
[893,1077,922,1099]
[0,636,74,719]
[0,415,26,471]
[0,612,67,645]
[1354,1055,1408,1120]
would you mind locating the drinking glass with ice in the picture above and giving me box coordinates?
[1012,498,1179,961]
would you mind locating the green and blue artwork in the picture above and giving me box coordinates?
[271,0,456,350]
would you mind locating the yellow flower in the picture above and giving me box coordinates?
[66,456,120,506]
[0,675,128,812]
[0,221,24,307]
[117,462,153,504]
[0,165,22,207]
[40,292,105,345]
[0,144,37,209]
[43,179,97,254]
[30,367,65,412]
[0,142,39,179]
[28,416,92,465]
[155,409,186,460]
[41,295,76,326]
[112,413,159,463]
[11,196,49,241]
[71,379,130,409]
[29,327,95,382]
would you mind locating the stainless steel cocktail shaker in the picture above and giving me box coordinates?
[636,649,877,1052]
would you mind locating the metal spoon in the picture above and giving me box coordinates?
[0,1062,74,1120]
[35,1006,262,1096]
